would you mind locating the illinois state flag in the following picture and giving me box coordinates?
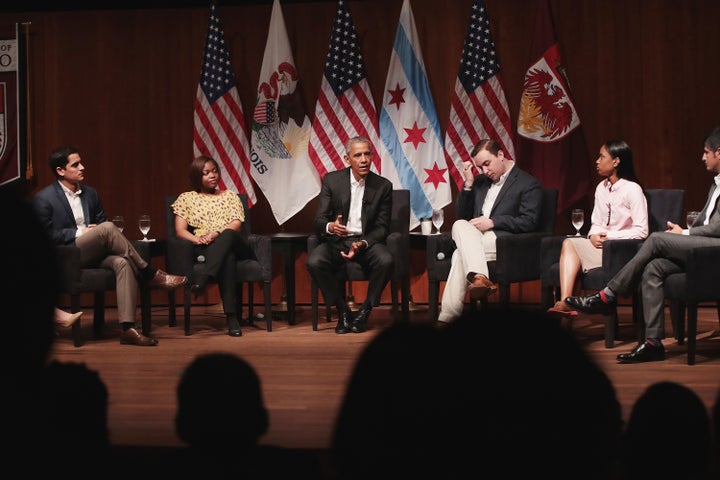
[193,4,256,205]
[251,0,321,225]
[380,0,451,229]
[445,0,515,191]
[309,0,384,178]
[516,0,592,216]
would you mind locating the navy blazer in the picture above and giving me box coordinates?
[313,168,393,249]
[34,181,108,246]
[456,165,542,237]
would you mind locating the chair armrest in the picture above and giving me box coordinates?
[495,232,550,282]
[307,235,319,253]
[600,239,642,280]
[540,235,566,272]
[426,233,455,282]
[165,237,195,276]
[386,231,409,276]
[685,246,720,301]
[248,234,272,275]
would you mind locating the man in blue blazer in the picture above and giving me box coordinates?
[306,136,393,334]
[438,139,542,324]
[34,146,187,346]
[567,126,720,363]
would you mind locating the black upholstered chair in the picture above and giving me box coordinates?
[164,193,272,334]
[652,246,720,365]
[307,189,410,331]
[426,188,558,321]
[56,240,153,347]
[540,188,685,348]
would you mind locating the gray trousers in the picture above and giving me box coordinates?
[607,231,720,338]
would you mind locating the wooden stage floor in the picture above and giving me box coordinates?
[50,302,720,449]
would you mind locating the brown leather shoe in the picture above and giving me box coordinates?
[546,301,578,318]
[466,274,497,300]
[147,269,187,290]
[120,328,158,346]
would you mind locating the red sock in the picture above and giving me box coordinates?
[599,291,610,304]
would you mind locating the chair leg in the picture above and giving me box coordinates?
[183,286,192,336]
[428,280,440,322]
[311,279,319,331]
[400,276,410,322]
[498,284,510,309]
[93,292,105,339]
[168,290,176,327]
[71,294,83,347]
[247,283,255,326]
[687,303,698,365]
[139,285,152,337]
[603,311,616,348]
[262,281,272,332]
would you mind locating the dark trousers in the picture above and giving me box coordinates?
[195,230,253,316]
[306,238,393,310]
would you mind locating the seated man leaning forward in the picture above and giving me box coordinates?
[437,139,542,325]
[305,136,393,335]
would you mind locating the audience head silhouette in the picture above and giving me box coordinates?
[176,352,268,449]
[41,360,110,452]
[622,381,711,480]
[331,307,623,479]
[0,188,57,379]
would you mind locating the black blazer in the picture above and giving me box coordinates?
[313,168,393,249]
[34,181,108,246]
[456,165,543,237]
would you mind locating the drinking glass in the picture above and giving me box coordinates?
[571,209,584,236]
[111,215,125,233]
[138,214,151,241]
[686,210,700,229]
[431,209,444,234]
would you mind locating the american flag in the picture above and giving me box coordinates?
[380,0,451,229]
[444,0,515,191]
[193,3,256,206]
[309,0,383,178]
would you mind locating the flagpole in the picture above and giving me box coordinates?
[22,22,33,181]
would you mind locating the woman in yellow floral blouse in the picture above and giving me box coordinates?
[172,156,254,337]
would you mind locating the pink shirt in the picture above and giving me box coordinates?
[587,178,648,239]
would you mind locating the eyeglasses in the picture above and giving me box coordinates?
[606,203,612,226]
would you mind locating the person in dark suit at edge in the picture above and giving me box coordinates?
[33,146,187,346]
[306,136,393,334]
[437,139,542,325]
[566,126,720,363]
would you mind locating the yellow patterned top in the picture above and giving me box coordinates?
[172,190,244,237]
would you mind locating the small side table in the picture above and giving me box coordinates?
[270,233,309,325]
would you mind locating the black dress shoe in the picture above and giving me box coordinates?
[335,309,353,334]
[227,315,242,337]
[564,292,616,314]
[617,341,665,364]
[352,307,371,333]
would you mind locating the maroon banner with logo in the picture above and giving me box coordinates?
[0,24,26,188]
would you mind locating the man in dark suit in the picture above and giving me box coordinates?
[567,126,720,363]
[306,136,393,334]
[33,146,187,346]
[437,139,542,324]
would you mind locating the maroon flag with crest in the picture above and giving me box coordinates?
[516,0,592,216]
